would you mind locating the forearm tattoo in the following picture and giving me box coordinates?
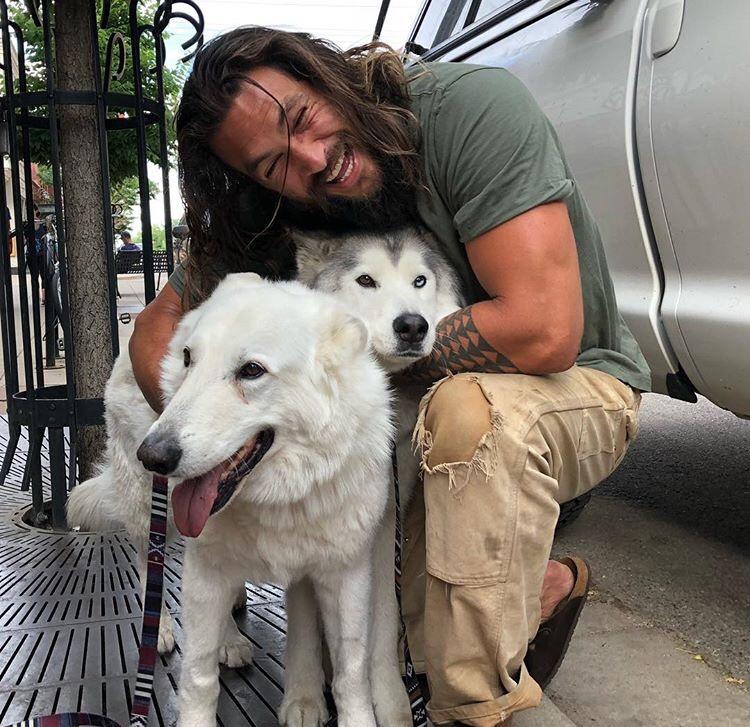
[405,306,519,384]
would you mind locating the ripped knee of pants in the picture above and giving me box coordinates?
[414,375,503,494]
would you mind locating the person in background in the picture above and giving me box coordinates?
[30,205,48,303]
[118,231,141,252]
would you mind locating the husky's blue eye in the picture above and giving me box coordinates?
[414,275,427,288]
[356,274,377,288]
[238,361,266,380]
[183,348,191,367]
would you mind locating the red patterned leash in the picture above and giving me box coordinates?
[5,476,169,727]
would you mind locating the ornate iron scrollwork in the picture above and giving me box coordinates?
[0,0,204,528]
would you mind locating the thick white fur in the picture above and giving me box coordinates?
[67,275,398,727]
[293,226,464,725]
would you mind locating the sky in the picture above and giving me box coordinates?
[144,0,425,232]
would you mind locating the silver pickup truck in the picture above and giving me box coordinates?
[405,0,749,416]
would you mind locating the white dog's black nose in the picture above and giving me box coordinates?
[393,314,429,344]
[137,434,182,476]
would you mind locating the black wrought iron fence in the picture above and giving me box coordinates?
[0,0,202,528]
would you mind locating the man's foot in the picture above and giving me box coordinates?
[526,556,591,689]
[540,559,575,621]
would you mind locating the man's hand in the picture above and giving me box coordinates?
[404,201,584,384]
[129,282,184,413]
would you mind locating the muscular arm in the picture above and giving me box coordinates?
[129,282,184,413]
[405,201,584,383]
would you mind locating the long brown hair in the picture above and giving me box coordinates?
[175,26,422,306]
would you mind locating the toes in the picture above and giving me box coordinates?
[232,583,247,612]
[157,620,175,654]
[278,696,329,727]
[218,633,253,668]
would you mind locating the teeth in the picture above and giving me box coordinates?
[326,148,347,183]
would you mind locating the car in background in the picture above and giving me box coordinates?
[405,0,750,416]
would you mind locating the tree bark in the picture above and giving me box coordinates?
[55,0,112,480]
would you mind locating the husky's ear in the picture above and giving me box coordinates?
[317,308,369,371]
[291,229,341,287]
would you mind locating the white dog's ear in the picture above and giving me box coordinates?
[317,309,369,370]
[217,272,263,290]
[292,230,341,287]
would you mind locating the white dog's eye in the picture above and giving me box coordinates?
[356,274,377,288]
[183,347,191,367]
[414,275,427,288]
[238,361,266,380]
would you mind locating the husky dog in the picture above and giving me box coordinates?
[292,225,464,724]
[67,274,401,727]
[294,225,464,505]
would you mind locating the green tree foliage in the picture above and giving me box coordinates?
[111,176,159,233]
[133,222,171,250]
[9,0,186,194]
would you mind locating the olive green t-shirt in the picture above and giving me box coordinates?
[407,62,651,391]
[170,61,651,392]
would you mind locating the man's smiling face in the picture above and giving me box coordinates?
[210,66,383,205]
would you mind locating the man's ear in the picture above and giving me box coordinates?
[316,308,370,371]
[291,229,341,287]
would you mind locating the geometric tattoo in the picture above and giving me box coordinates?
[404,305,519,384]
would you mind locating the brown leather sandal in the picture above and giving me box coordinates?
[525,555,591,689]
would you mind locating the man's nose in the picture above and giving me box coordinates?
[290,137,328,176]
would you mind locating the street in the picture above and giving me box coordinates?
[533,393,750,726]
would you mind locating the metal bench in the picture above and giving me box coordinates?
[114,249,170,295]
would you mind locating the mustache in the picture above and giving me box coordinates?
[307,132,363,206]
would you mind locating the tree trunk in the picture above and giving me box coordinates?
[55,0,112,480]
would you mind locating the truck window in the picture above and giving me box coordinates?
[412,0,525,52]
[474,0,519,23]
[413,0,472,49]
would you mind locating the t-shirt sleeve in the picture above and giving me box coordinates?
[431,68,574,243]
[168,260,187,297]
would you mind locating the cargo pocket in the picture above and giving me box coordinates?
[423,460,516,586]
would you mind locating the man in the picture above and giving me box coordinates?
[118,231,141,251]
[129,27,650,726]
[29,205,48,303]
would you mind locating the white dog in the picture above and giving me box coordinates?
[67,274,403,727]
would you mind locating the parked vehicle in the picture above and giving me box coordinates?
[405,0,749,416]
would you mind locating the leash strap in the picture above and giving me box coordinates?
[4,476,169,727]
[392,450,428,727]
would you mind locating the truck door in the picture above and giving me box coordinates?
[637,0,750,414]
[409,0,685,397]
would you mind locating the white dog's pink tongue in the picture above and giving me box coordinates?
[171,464,224,538]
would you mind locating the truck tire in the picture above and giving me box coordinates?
[555,492,591,532]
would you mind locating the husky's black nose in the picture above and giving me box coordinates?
[393,314,429,344]
[137,434,182,476]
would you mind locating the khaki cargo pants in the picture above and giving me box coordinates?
[401,365,641,726]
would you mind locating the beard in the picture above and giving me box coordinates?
[279,148,419,234]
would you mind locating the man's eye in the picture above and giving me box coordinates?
[294,106,308,131]
[238,361,266,380]
[356,274,377,288]
[183,347,191,367]
[414,275,427,288]
[265,156,281,179]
